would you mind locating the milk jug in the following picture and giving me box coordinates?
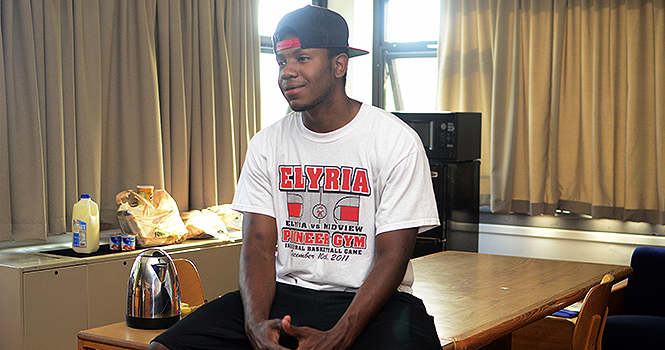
[72,194,100,253]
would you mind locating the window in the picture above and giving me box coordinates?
[373,0,440,111]
[258,0,314,129]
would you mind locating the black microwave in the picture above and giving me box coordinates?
[393,112,481,161]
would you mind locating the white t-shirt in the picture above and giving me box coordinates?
[232,103,439,292]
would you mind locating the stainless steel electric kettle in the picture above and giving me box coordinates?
[126,248,181,329]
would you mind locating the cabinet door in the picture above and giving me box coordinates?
[0,267,22,350]
[172,243,241,301]
[23,265,87,350]
[87,258,135,328]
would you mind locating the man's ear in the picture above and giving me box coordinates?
[332,53,349,79]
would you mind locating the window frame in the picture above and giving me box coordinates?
[371,0,438,110]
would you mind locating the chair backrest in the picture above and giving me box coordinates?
[623,246,665,316]
[572,274,615,350]
[173,258,205,307]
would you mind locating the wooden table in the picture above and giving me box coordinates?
[411,251,633,350]
[78,251,632,350]
[78,322,161,350]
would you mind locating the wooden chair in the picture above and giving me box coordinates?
[173,258,205,307]
[512,274,615,350]
[572,273,614,350]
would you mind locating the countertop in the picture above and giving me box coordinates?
[0,231,242,271]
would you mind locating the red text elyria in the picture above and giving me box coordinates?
[279,165,371,195]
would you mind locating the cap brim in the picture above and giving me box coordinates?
[348,47,369,58]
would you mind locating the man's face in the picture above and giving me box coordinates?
[276,43,337,112]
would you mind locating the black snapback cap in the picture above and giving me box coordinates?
[273,5,369,58]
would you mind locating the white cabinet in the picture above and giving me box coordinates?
[0,239,241,350]
[87,258,134,328]
[23,265,88,350]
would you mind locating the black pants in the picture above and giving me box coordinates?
[152,282,441,350]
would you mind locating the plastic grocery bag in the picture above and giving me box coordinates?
[206,204,242,231]
[181,204,243,240]
[115,189,188,247]
[182,208,229,240]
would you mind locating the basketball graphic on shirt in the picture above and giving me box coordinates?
[312,203,328,220]
[333,196,360,224]
[287,193,303,220]
[279,164,369,227]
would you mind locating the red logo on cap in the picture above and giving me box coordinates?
[276,38,301,52]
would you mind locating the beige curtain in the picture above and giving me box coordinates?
[437,0,665,224]
[0,0,260,242]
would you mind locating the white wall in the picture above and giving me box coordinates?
[479,223,665,266]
